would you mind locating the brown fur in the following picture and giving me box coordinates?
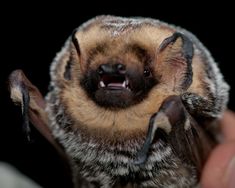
[61,82,175,135]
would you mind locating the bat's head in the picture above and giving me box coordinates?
[50,16,193,112]
[76,34,158,109]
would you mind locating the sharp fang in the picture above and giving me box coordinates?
[100,81,105,87]
[122,81,126,88]
[126,79,129,86]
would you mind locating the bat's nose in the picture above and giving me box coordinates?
[98,63,126,75]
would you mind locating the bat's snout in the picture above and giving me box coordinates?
[97,63,130,91]
[98,63,126,75]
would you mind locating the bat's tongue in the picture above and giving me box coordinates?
[107,82,124,87]
[100,75,129,89]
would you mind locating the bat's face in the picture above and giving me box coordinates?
[69,24,169,110]
[79,42,157,109]
[52,16,193,112]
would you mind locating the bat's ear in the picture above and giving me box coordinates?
[50,30,82,87]
[8,70,66,157]
[156,32,194,92]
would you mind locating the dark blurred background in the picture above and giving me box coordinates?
[0,2,234,188]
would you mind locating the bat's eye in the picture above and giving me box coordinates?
[144,68,151,77]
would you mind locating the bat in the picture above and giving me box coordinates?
[9,15,229,187]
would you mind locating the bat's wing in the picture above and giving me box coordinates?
[8,70,67,159]
[135,95,214,174]
[8,70,110,187]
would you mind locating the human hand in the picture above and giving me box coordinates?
[201,110,235,188]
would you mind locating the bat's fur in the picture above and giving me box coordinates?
[45,16,229,187]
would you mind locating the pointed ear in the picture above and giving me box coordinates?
[156,32,194,91]
[8,70,66,158]
[50,34,82,88]
[48,29,80,88]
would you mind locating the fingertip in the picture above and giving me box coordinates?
[221,110,235,141]
[201,141,235,188]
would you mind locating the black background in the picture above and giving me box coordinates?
[0,2,234,188]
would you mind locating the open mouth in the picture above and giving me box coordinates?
[99,75,131,90]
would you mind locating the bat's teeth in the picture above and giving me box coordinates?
[100,81,105,87]
[126,79,131,90]
[122,81,126,88]
[122,78,130,88]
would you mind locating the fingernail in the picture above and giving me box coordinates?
[225,157,235,188]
